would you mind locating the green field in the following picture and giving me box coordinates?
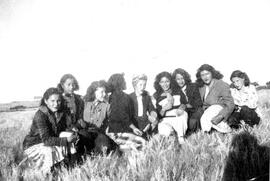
[0,90,269,181]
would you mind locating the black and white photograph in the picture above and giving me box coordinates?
[0,0,269,180]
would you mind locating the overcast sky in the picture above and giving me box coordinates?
[0,0,269,103]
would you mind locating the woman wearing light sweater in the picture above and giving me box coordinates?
[196,64,234,133]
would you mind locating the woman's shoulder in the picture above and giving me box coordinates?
[33,107,49,121]
[215,79,230,88]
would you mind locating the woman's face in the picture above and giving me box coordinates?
[95,87,106,102]
[159,77,171,91]
[135,80,147,95]
[232,77,245,90]
[175,74,186,88]
[45,94,61,112]
[200,70,213,85]
[62,78,76,95]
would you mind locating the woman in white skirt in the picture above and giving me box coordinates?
[153,71,188,143]
[19,88,79,174]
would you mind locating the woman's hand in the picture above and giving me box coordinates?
[67,133,78,143]
[148,111,157,123]
[175,108,185,117]
[186,103,193,109]
[132,127,143,136]
[130,124,143,136]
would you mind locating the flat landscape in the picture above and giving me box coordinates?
[0,89,269,180]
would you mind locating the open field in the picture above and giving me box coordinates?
[0,90,269,180]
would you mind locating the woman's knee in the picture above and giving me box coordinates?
[158,123,174,137]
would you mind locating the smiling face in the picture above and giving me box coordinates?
[232,77,245,90]
[159,77,171,91]
[175,74,186,88]
[62,78,76,95]
[200,70,213,85]
[135,79,147,95]
[45,94,61,112]
[95,87,106,102]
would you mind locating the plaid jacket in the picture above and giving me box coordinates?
[23,106,71,150]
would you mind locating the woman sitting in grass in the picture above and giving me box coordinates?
[83,80,119,155]
[106,73,145,150]
[196,64,234,133]
[227,70,260,128]
[57,74,85,129]
[58,74,118,155]
[172,68,204,135]
[20,87,80,174]
[129,74,158,139]
[153,71,188,144]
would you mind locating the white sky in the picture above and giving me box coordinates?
[0,0,269,103]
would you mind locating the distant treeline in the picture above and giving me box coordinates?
[0,100,39,112]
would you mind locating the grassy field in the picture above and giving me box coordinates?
[0,90,269,181]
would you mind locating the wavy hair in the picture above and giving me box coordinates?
[172,68,192,85]
[107,73,126,93]
[153,71,178,98]
[230,70,250,87]
[57,74,79,93]
[84,80,108,102]
[196,64,223,87]
[40,87,64,109]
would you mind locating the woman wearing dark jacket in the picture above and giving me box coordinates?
[172,68,204,134]
[106,73,145,150]
[57,74,86,130]
[129,74,158,138]
[153,71,188,143]
[21,88,79,174]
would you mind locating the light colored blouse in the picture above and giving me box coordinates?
[83,101,110,129]
[230,85,258,109]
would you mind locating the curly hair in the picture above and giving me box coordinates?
[153,71,178,98]
[196,64,223,87]
[57,74,79,93]
[172,68,192,85]
[230,70,250,87]
[40,87,64,109]
[84,80,108,102]
[107,73,126,93]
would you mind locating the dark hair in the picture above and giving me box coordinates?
[172,68,192,85]
[57,74,79,93]
[153,71,178,97]
[196,64,223,87]
[84,80,108,102]
[223,131,269,180]
[230,70,250,87]
[40,87,63,108]
[107,73,126,93]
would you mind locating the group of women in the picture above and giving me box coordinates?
[19,64,261,174]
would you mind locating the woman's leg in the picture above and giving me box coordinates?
[200,105,223,132]
[158,111,188,143]
[227,111,241,129]
[239,106,260,127]
[187,108,203,134]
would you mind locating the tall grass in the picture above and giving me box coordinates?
[0,90,270,181]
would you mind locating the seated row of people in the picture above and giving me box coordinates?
[19,64,261,174]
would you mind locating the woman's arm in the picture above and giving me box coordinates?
[35,112,68,147]
[217,82,235,119]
